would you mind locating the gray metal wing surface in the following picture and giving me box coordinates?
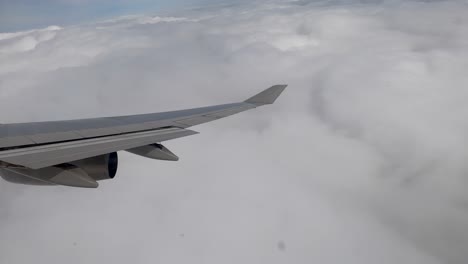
[0,85,286,169]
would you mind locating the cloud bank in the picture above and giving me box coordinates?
[1,0,468,263]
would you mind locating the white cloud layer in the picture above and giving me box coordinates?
[1,0,468,263]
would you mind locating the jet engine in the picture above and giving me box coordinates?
[0,152,118,188]
[70,152,118,181]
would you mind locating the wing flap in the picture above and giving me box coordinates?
[0,127,198,169]
[0,136,36,149]
[28,131,84,144]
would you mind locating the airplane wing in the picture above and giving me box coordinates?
[0,85,286,170]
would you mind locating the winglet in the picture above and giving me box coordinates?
[244,85,287,106]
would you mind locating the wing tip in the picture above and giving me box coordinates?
[244,84,287,106]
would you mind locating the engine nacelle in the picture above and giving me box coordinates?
[70,152,118,181]
[0,152,118,188]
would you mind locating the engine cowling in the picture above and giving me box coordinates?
[0,152,118,188]
[70,152,118,181]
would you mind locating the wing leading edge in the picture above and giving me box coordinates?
[0,85,286,169]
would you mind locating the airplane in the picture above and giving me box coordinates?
[0,85,286,188]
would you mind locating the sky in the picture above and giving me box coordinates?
[0,0,236,32]
[1,0,468,263]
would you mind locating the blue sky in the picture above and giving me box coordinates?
[0,0,222,32]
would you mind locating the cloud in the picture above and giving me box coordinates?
[0,26,62,54]
[1,0,468,263]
